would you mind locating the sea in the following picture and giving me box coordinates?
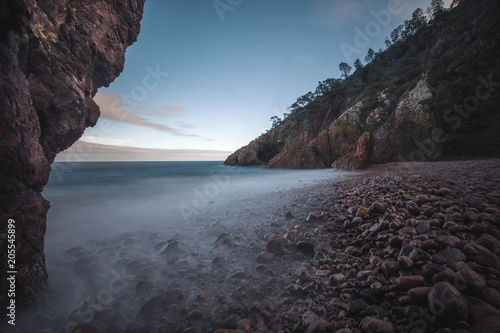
[41,161,341,317]
[43,161,339,252]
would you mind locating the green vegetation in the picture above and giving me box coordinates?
[339,62,352,79]
[270,0,500,159]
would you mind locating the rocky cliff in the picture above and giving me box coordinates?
[0,0,145,309]
[225,0,500,169]
[225,76,438,169]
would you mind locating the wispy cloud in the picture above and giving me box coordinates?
[56,141,232,162]
[79,136,134,146]
[94,91,196,137]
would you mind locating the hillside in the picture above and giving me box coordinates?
[225,0,500,169]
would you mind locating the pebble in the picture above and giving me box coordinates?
[381,261,399,277]
[307,213,319,221]
[397,275,425,290]
[431,248,466,264]
[416,194,430,204]
[297,241,317,255]
[266,237,294,254]
[256,252,275,263]
[435,235,460,248]
[466,297,500,332]
[346,299,367,315]
[372,201,387,214]
[415,220,430,234]
[360,316,395,333]
[237,318,251,331]
[302,310,331,332]
[329,273,347,286]
[136,290,185,321]
[389,235,403,247]
[457,267,487,290]
[408,286,431,304]
[397,256,414,270]
[356,206,370,217]
[399,245,431,262]
[37,160,500,332]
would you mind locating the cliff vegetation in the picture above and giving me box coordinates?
[225,0,500,169]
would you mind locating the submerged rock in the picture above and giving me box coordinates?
[266,238,294,255]
[136,290,185,321]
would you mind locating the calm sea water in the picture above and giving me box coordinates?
[43,161,338,254]
[41,161,341,316]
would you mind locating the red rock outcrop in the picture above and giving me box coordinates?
[0,0,145,308]
[333,132,374,170]
[225,77,435,170]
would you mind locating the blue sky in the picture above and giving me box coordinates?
[59,0,447,161]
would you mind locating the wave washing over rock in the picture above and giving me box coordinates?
[0,0,146,311]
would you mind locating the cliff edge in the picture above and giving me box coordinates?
[0,0,145,308]
[225,1,500,170]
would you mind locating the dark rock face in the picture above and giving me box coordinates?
[0,0,145,308]
[224,135,282,166]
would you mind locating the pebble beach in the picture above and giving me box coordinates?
[19,159,500,333]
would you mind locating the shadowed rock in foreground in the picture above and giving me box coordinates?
[0,0,145,309]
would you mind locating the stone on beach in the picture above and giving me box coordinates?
[360,316,394,333]
[266,237,294,254]
[34,159,500,332]
[136,290,185,321]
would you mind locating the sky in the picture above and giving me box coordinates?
[57,0,449,162]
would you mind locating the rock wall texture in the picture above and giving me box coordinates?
[0,0,145,308]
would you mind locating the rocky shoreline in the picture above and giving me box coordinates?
[14,159,500,333]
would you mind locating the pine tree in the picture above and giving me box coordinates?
[365,48,375,63]
[354,59,363,71]
[339,62,352,79]
[430,0,444,18]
